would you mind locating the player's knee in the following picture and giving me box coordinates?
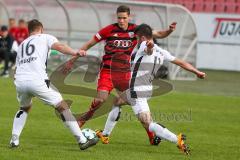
[56,100,69,113]
[113,97,124,106]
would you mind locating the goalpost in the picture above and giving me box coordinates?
[0,0,197,80]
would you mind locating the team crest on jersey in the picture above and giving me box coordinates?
[113,33,118,37]
[128,32,134,38]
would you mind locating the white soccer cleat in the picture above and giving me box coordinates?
[9,134,19,148]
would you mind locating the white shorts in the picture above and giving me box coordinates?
[125,90,150,115]
[14,80,63,108]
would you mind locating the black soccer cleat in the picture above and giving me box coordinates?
[150,135,161,145]
[79,138,99,150]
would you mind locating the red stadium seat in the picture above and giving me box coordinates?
[136,0,239,14]
[193,0,204,12]
[183,1,194,11]
[236,5,240,13]
[204,1,215,12]
[172,0,184,5]
[215,3,225,13]
[225,3,236,13]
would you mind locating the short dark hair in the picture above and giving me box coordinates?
[19,19,25,23]
[135,23,153,39]
[9,18,15,22]
[28,19,43,33]
[117,5,130,15]
[0,25,8,32]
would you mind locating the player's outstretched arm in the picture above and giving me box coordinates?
[51,42,86,57]
[68,37,98,62]
[153,22,176,39]
[61,37,98,74]
[172,58,206,79]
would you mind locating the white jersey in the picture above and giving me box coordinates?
[129,41,175,98]
[15,34,58,81]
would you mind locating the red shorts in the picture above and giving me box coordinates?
[97,69,130,93]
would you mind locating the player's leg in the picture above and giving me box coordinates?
[96,93,127,144]
[130,98,161,145]
[10,105,32,148]
[138,112,178,143]
[77,90,109,127]
[136,101,190,154]
[33,80,98,150]
[10,81,33,148]
[100,70,131,138]
[55,101,97,150]
[77,69,113,127]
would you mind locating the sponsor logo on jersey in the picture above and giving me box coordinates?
[113,40,133,48]
[128,32,134,38]
[113,33,118,37]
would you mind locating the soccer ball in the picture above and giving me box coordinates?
[82,128,98,140]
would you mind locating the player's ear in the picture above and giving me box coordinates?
[140,36,146,42]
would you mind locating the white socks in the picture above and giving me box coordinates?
[11,109,87,144]
[149,122,178,143]
[61,109,87,144]
[12,110,28,137]
[102,106,121,136]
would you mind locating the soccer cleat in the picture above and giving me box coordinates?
[79,138,98,150]
[150,135,161,145]
[177,133,190,155]
[9,134,19,148]
[95,129,109,144]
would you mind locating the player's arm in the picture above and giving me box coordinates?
[152,22,176,39]
[51,42,86,57]
[67,37,98,63]
[171,58,206,79]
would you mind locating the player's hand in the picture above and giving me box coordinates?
[197,71,206,79]
[76,49,87,57]
[146,40,154,49]
[62,59,74,75]
[169,22,177,31]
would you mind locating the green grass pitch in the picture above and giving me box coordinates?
[0,70,239,160]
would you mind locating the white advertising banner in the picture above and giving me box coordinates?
[193,13,240,71]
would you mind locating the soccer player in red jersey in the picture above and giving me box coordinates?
[64,5,176,145]
[8,18,18,40]
[15,19,29,45]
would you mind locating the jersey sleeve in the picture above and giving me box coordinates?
[161,49,176,62]
[94,25,112,42]
[46,34,59,48]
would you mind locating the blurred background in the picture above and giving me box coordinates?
[0,0,240,95]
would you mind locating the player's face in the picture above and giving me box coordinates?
[9,20,16,28]
[117,12,130,30]
[136,35,147,45]
[19,22,26,28]
[1,30,8,38]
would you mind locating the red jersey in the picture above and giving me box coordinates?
[15,27,29,45]
[94,23,137,72]
[9,27,18,40]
